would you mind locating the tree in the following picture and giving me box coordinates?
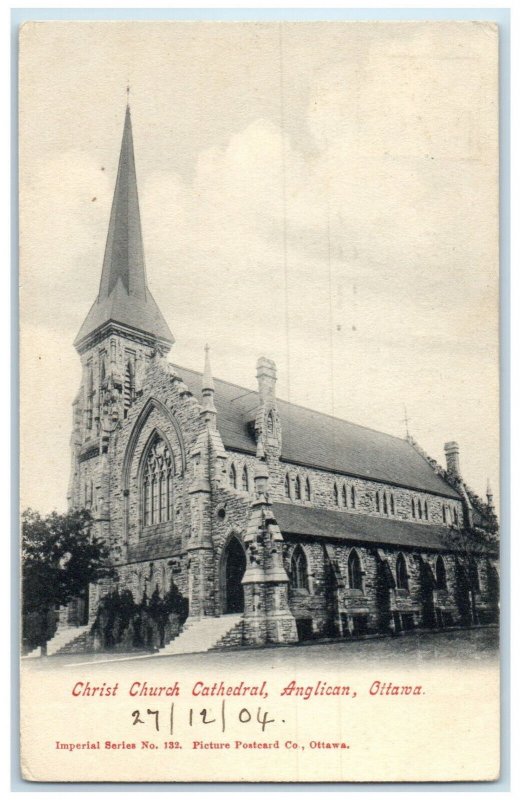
[22,508,114,654]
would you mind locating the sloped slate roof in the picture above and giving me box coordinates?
[173,364,460,499]
[272,502,489,553]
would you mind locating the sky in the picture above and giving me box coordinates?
[19,20,499,513]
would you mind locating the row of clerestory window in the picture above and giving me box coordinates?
[442,503,459,526]
[284,472,312,502]
[334,482,357,509]
[411,497,429,521]
[375,489,395,516]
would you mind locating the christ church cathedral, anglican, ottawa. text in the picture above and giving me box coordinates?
[59,105,499,656]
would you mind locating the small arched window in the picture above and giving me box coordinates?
[436,556,447,590]
[294,475,302,500]
[241,466,249,492]
[411,497,416,518]
[418,500,423,520]
[390,493,395,515]
[229,463,237,489]
[304,477,311,502]
[424,501,429,520]
[266,411,274,436]
[334,483,339,506]
[347,549,363,591]
[143,434,173,527]
[351,485,356,508]
[284,473,291,499]
[396,553,409,591]
[290,546,309,590]
[453,507,459,525]
[383,493,388,515]
[342,484,348,507]
[375,492,380,513]
[442,504,447,524]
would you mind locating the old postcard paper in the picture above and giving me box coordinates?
[19,20,500,783]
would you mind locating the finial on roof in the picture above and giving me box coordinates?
[402,404,411,440]
[202,343,215,392]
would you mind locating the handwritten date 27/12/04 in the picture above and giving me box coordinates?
[132,700,279,734]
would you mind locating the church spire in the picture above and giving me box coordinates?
[74,104,174,353]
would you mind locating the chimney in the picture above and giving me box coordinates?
[256,357,277,404]
[444,441,461,478]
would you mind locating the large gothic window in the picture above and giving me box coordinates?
[290,545,309,590]
[142,434,174,526]
[347,549,363,591]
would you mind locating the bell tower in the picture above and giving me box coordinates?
[68,104,174,518]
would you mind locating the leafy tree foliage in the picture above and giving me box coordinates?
[22,508,113,653]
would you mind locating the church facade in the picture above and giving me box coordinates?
[65,107,499,652]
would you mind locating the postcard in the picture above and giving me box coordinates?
[19,20,500,783]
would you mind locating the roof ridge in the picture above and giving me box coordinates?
[171,361,411,448]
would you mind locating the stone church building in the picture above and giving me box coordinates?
[63,106,498,653]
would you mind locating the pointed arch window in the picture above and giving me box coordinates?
[284,473,291,499]
[241,465,249,492]
[347,549,363,591]
[351,485,356,509]
[375,491,380,513]
[124,360,135,417]
[85,362,94,431]
[290,545,309,590]
[342,484,348,507]
[435,556,447,590]
[390,493,395,515]
[266,411,274,436]
[424,501,429,520]
[418,499,423,520]
[229,463,237,489]
[383,492,388,515]
[334,483,339,506]
[143,434,173,527]
[294,475,302,501]
[304,477,311,502]
[411,497,416,518]
[442,504,447,524]
[396,553,409,591]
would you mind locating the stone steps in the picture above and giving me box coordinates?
[159,614,243,656]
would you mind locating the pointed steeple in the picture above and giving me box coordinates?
[74,105,174,353]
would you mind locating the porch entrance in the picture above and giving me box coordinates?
[222,537,246,614]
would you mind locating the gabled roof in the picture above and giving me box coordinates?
[272,502,490,553]
[74,106,173,351]
[173,364,461,499]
